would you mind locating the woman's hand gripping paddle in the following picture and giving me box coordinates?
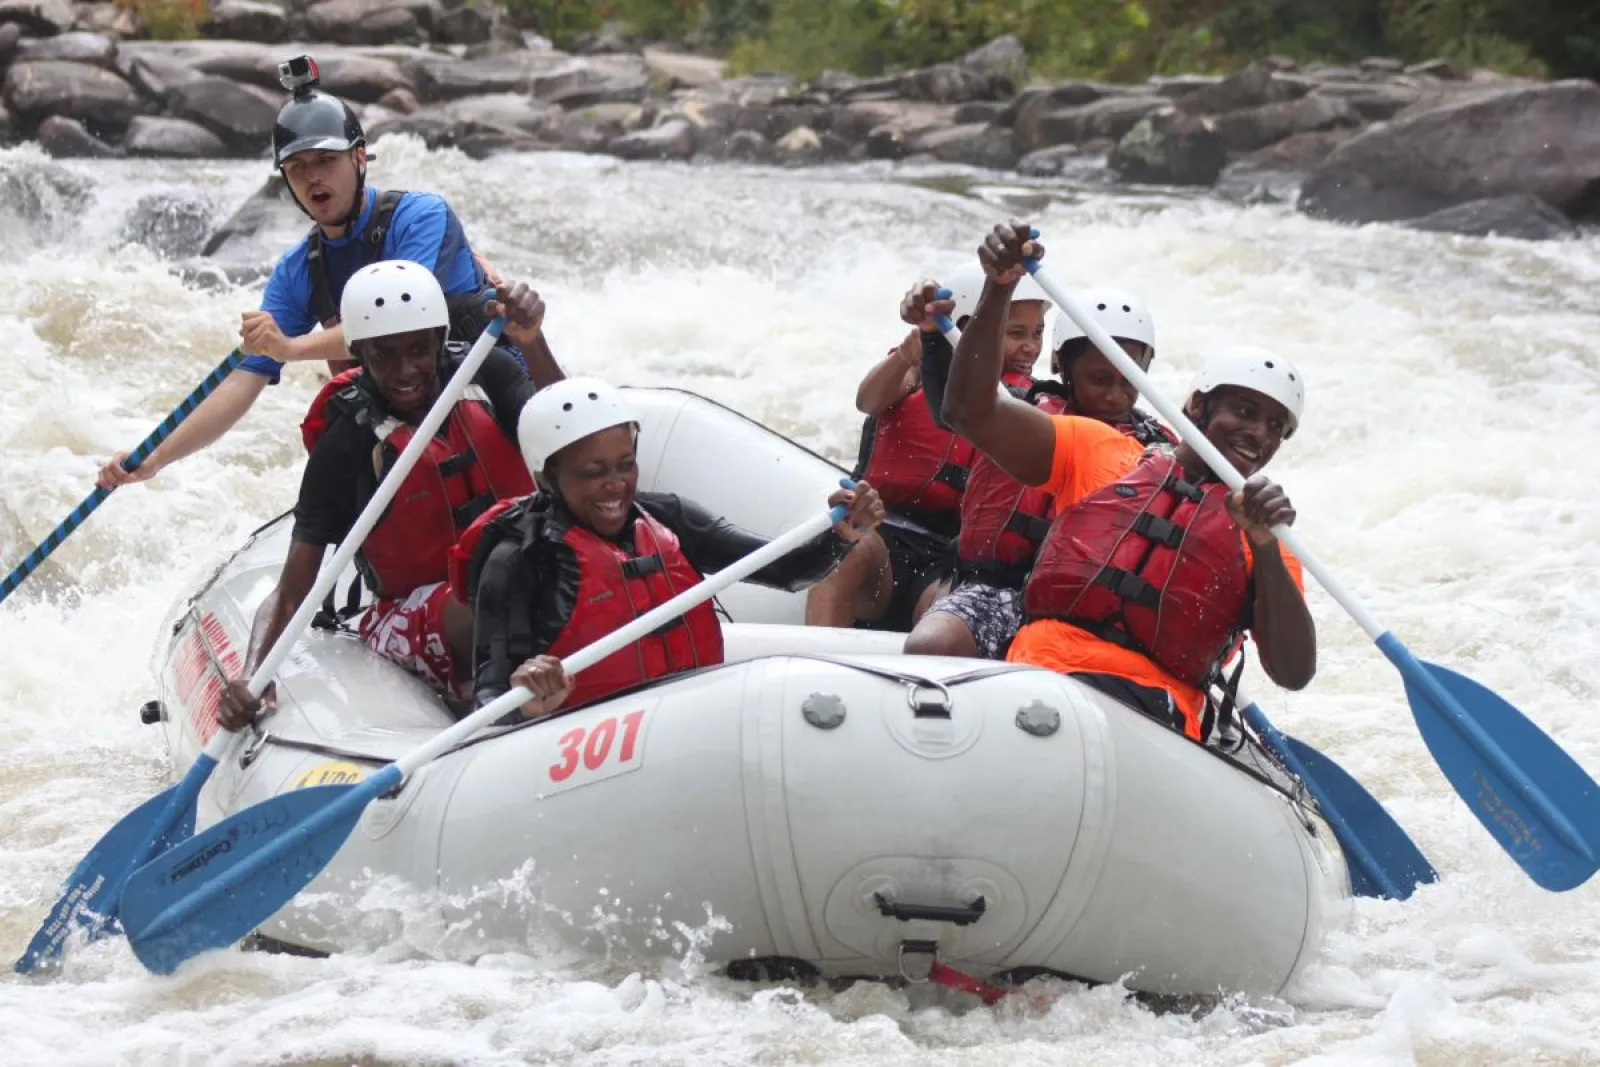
[1025,249,1600,892]
[117,495,853,975]
[1,352,244,606]
[13,319,510,974]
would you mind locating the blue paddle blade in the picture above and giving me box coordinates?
[13,781,199,974]
[1380,635,1600,892]
[120,769,396,975]
[1242,704,1437,901]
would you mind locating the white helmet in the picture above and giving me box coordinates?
[340,260,449,344]
[943,262,1051,324]
[1051,287,1156,356]
[1187,346,1306,437]
[518,377,639,474]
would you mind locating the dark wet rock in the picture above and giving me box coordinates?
[407,50,560,101]
[1017,143,1089,176]
[364,109,546,157]
[36,113,116,156]
[960,35,1027,95]
[911,122,1016,169]
[1399,194,1577,241]
[198,175,308,284]
[952,100,1005,125]
[700,126,771,162]
[1405,58,1462,80]
[165,75,279,153]
[608,116,694,161]
[17,30,113,66]
[0,101,10,141]
[116,41,415,104]
[1300,80,1600,224]
[1212,92,1359,155]
[0,0,72,36]
[531,55,650,109]
[1110,109,1224,186]
[376,86,419,114]
[1018,94,1165,154]
[433,0,497,45]
[1215,129,1355,204]
[119,191,216,258]
[203,0,289,42]
[896,63,996,104]
[124,53,205,104]
[1005,80,1104,135]
[553,101,648,152]
[305,0,439,46]
[0,22,20,66]
[1306,82,1422,121]
[4,59,139,133]
[1147,73,1222,100]
[570,30,635,56]
[123,114,228,157]
[1173,64,1308,116]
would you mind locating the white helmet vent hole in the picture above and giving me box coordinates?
[401,292,412,303]
[374,297,385,307]
[561,402,574,411]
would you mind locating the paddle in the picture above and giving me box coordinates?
[1237,698,1437,900]
[118,493,854,976]
[12,318,509,974]
[1,351,245,607]
[1022,250,1600,892]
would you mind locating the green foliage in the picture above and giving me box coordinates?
[117,0,209,41]
[502,0,1598,81]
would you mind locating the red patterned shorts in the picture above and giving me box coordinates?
[358,581,457,692]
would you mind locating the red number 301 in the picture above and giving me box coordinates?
[549,709,646,783]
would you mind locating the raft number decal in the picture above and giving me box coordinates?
[292,762,368,789]
[170,612,241,745]
[548,708,649,791]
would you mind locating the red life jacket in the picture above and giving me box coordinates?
[853,366,1031,521]
[299,356,533,599]
[452,496,724,709]
[956,388,1070,585]
[1023,451,1250,691]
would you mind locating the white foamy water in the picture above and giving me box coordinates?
[2,135,1598,1066]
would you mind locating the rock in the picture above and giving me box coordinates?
[166,76,279,153]
[960,35,1028,95]
[1306,82,1421,121]
[0,22,19,65]
[1212,92,1359,155]
[531,55,650,108]
[4,59,139,133]
[608,116,694,161]
[672,90,737,133]
[732,102,821,142]
[366,110,544,157]
[434,91,557,134]
[642,46,724,91]
[117,41,417,104]
[376,86,419,114]
[1300,81,1600,224]
[1174,64,1309,116]
[774,124,821,164]
[71,0,135,35]
[719,127,772,162]
[896,63,994,104]
[554,101,645,152]
[909,122,1016,169]
[825,99,944,143]
[0,158,90,237]
[434,0,496,45]
[1405,58,1462,80]
[571,30,635,56]
[17,30,113,66]
[0,101,10,140]
[119,192,215,258]
[1359,56,1406,74]
[0,0,72,36]
[1109,108,1225,186]
[198,175,309,281]
[305,0,439,46]
[1148,73,1223,100]
[408,51,563,102]
[123,114,228,157]
[203,0,289,43]
[1017,143,1086,176]
[1004,80,1104,134]
[124,54,205,104]
[1020,94,1165,154]
[1399,194,1576,241]
[953,100,1005,125]
[36,113,115,156]
[1214,129,1354,204]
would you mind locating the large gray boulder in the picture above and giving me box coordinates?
[1300,81,1600,224]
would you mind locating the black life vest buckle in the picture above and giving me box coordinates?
[621,554,665,580]
[1003,510,1052,544]
[932,463,970,491]
[1092,566,1161,610]
[1163,473,1205,503]
[1131,511,1186,549]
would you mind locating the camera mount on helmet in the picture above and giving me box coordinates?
[278,54,320,98]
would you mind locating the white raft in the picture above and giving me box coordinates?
[150,386,1349,997]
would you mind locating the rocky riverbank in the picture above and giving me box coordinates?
[1,0,1596,241]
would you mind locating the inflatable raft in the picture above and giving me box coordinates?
[145,387,1349,997]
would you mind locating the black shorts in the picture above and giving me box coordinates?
[856,519,953,634]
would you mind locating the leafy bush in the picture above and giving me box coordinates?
[116,0,209,40]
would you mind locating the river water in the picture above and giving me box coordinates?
[1,135,1598,1066]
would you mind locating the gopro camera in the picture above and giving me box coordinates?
[278,54,320,96]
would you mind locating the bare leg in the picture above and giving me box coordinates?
[907,576,950,629]
[904,607,980,658]
[805,530,893,626]
[443,595,474,686]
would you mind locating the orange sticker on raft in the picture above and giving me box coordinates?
[292,762,367,789]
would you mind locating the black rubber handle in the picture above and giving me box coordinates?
[873,892,987,926]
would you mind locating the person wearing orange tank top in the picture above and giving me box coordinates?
[940,220,1318,743]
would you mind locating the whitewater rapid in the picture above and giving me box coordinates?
[1,136,1597,1066]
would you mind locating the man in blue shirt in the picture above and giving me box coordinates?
[98,55,560,489]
